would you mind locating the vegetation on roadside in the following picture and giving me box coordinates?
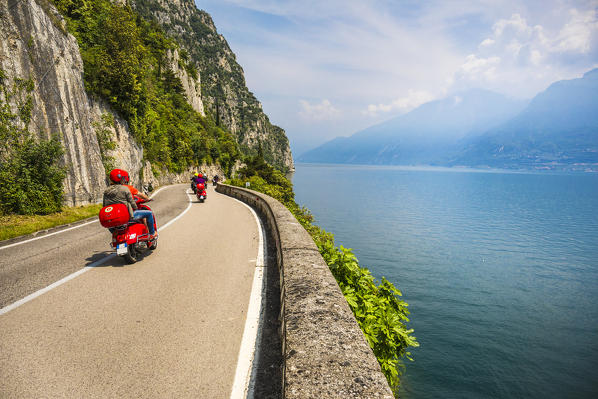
[0,203,102,241]
[230,153,419,393]
[51,0,240,175]
[0,69,66,216]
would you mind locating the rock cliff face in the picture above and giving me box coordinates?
[166,47,205,116]
[132,0,295,171]
[0,0,221,205]
[1,0,291,206]
[0,0,144,205]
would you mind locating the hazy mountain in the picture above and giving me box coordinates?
[299,89,526,165]
[450,69,598,170]
[300,70,598,171]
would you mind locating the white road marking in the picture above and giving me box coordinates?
[229,198,267,399]
[0,184,170,251]
[160,189,194,230]
[0,220,99,251]
[0,187,194,316]
[0,254,115,316]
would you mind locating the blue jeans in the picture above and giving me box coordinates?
[133,210,155,235]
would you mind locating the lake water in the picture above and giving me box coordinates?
[292,163,598,399]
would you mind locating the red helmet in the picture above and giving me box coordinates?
[109,168,129,184]
[198,173,203,178]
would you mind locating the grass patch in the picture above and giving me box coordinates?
[0,204,102,241]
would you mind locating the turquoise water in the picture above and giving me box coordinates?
[292,164,598,398]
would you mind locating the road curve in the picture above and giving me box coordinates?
[0,184,261,398]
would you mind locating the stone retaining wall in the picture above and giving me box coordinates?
[216,184,393,398]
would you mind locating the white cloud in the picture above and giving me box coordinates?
[480,38,495,47]
[202,0,461,107]
[530,49,543,65]
[451,7,598,97]
[459,54,501,78]
[299,99,340,121]
[493,13,531,37]
[199,0,598,146]
[553,9,598,53]
[506,39,523,56]
[364,90,435,117]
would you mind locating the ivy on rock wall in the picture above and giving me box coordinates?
[51,0,240,175]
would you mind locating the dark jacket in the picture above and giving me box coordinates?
[103,184,138,217]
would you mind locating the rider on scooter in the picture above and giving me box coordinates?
[103,169,157,239]
[191,172,199,193]
[191,172,207,193]
[197,173,207,188]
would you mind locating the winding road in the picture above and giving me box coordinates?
[0,184,265,398]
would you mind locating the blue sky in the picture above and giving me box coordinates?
[195,0,598,156]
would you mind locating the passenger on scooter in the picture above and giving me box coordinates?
[103,168,157,238]
[191,172,199,192]
[125,182,151,202]
[196,173,207,189]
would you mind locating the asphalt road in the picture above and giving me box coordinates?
[0,184,261,398]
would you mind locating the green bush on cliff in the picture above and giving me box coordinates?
[230,155,419,393]
[51,0,240,174]
[0,71,66,215]
[0,136,66,215]
[235,147,294,203]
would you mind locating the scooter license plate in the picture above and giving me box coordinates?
[116,243,127,255]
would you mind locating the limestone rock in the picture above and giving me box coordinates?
[166,47,205,116]
[0,0,142,205]
[132,0,295,171]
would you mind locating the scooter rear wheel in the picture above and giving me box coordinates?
[124,244,139,264]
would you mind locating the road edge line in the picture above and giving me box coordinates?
[229,198,267,399]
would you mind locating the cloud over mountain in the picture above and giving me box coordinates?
[198,0,598,155]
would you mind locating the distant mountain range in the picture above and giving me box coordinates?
[300,69,598,171]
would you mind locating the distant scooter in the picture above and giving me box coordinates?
[99,196,157,264]
[196,183,207,203]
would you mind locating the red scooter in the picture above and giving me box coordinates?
[99,196,157,264]
[196,183,207,203]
